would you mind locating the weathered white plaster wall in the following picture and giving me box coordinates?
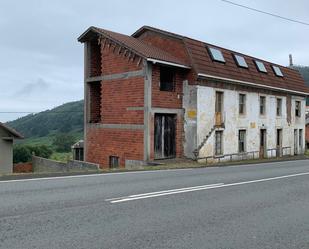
[193,85,306,159]
[183,81,197,158]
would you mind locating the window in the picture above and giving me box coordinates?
[260,96,266,115]
[160,67,175,91]
[239,94,246,115]
[238,130,246,153]
[272,65,283,77]
[234,54,248,68]
[215,91,223,113]
[254,60,267,73]
[295,101,301,117]
[208,47,225,63]
[215,131,223,155]
[109,156,119,168]
[276,98,282,116]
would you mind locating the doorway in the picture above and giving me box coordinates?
[276,129,282,157]
[154,114,176,159]
[260,129,267,158]
[294,129,298,155]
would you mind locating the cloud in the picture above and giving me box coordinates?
[14,78,50,96]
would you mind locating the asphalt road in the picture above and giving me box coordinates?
[1,160,309,249]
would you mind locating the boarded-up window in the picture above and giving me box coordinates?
[239,94,246,115]
[215,131,223,155]
[160,67,175,91]
[238,130,246,153]
[260,96,266,115]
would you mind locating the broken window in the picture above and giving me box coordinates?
[238,130,246,153]
[160,67,175,91]
[215,131,223,155]
[89,81,102,123]
[295,101,301,117]
[239,94,246,115]
[260,96,266,115]
[276,98,282,116]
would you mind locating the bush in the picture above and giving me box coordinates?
[13,145,53,163]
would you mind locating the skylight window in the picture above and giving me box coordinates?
[272,65,284,77]
[208,47,225,63]
[254,60,267,73]
[234,54,248,68]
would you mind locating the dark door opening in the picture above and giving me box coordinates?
[260,129,267,158]
[276,129,282,157]
[154,114,176,159]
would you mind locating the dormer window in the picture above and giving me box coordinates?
[208,47,225,63]
[234,54,248,68]
[272,65,284,77]
[160,67,175,91]
[254,60,267,73]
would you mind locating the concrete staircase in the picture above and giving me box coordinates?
[193,126,216,159]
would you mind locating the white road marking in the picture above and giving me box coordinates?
[0,168,192,184]
[108,171,309,203]
[105,183,224,201]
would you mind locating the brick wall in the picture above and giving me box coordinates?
[13,162,33,173]
[86,41,145,168]
[101,44,142,75]
[137,30,190,65]
[86,128,144,168]
[89,40,101,77]
[101,77,144,124]
[152,65,184,109]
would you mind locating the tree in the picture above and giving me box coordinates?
[52,133,76,152]
[13,145,53,163]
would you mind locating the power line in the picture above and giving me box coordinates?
[221,0,309,26]
[0,111,83,114]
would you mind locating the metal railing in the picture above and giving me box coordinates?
[198,146,292,165]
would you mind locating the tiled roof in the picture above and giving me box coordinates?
[78,26,189,67]
[78,26,309,94]
[183,38,309,94]
[0,123,23,139]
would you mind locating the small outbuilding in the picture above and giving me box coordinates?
[0,122,23,174]
[72,140,84,161]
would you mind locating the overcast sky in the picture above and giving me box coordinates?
[0,0,308,122]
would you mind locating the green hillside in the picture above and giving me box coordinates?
[292,65,309,86]
[7,100,84,146]
[292,66,309,105]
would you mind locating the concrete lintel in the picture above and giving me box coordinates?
[88,123,144,130]
[127,107,145,111]
[151,108,184,115]
[86,70,144,82]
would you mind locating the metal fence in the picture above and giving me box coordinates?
[198,147,292,165]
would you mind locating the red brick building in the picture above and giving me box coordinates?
[78,26,309,168]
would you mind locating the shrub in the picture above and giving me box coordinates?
[13,145,53,163]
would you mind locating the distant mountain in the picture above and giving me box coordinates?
[7,100,84,141]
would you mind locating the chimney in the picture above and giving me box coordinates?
[289,54,293,67]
